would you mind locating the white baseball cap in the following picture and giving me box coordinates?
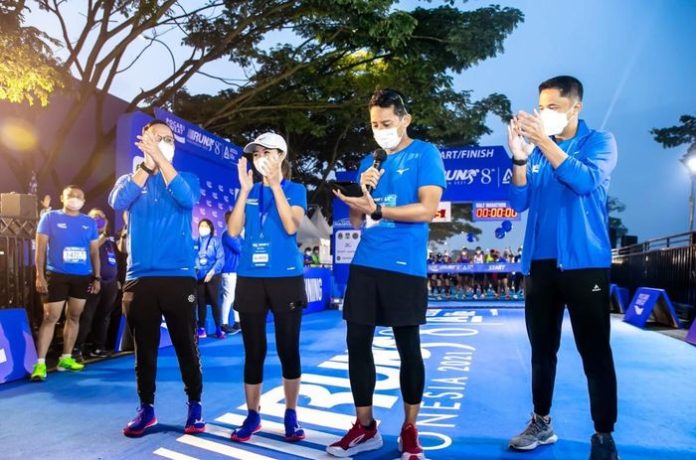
[243,132,287,154]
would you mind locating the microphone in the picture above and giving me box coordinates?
[366,148,387,193]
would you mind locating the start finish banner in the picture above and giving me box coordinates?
[440,145,512,202]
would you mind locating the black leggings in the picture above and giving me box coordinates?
[197,275,222,328]
[347,321,424,406]
[240,310,302,385]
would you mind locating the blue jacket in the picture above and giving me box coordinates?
[509,120,618,275]
[108,172,201,280]
[194,235,224,280]
[221,232,242,274]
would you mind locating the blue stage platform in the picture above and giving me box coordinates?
[1,307,694,459]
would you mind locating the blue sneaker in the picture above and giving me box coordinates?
[284,408,305,442]
[184,401,206,434]
[123,404,157,437]
[230,410,261,442]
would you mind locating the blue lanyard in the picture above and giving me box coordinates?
[198,236,212,254]
[258,180,286,238]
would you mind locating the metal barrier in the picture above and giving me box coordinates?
[0,216,40,328]
[611,232,696,324]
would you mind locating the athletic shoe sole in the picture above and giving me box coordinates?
[509,433,559,451]
[30,375,46,382]
[123,418,158,438]
[326,432,383,458]
[230,424,262,442]
[184,424,206,434]
[398,437,426,460]
[56,366,84,372]
[285,432,306,442]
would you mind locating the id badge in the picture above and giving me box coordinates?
[63,246,87,264]
[251,241,272,268]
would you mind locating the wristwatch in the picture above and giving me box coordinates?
[370,204,383,221]
[512,158,528,166]
[92,275,101,282]
[139,162,155,175]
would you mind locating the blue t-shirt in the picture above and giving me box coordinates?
[37,210,98,276]
[532,136,577,261]
[351,140,447,277]
[237,181,307,278]
[221,232,242,274]
[99,238,119,282]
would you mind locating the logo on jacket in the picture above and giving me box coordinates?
[187,294,195,303]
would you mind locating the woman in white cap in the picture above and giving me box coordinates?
[227,132,307,443]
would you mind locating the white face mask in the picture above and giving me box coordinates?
[65,197,84,211]
[199,227,211,237]
[373,127,403,150]
[159,141,175,163]
[253,156,271,177]
[253,152,283,177]
[540,107,574,136]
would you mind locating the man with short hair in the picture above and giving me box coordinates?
[31,185,101,381]
[328,89,446,460]
[508,75,619,460]
[109,119,205,437]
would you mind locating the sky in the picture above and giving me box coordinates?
[24,0,696,252]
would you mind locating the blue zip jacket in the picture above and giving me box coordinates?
[221,232,242,274]
[194,235,224,280]
[108,171,200,280]
[509,120,618,275]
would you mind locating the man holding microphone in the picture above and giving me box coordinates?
[328,89,446,460]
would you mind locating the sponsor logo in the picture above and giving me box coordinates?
[396,168,410,175]
[348,434,366,448]
[187,295,195,303]
[57,223,67,229]
[592,284,601,292]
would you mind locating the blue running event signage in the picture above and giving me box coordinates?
[428,263,521,274]
[0,308,37,384]
[440,145,512,202]
[116,108,244,235]
[623,287,682,329]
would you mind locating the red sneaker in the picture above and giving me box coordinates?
[399,423,426,460]
[326,419,383,458]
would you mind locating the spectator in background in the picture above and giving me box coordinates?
[303,247,313,266]
[221,211,243,335]
[106,210,129,352]
[73,208,121,361]
[486,249,496,263]
[457,249,470,263]
[31,185,101,381]
[195,218,226,339]
[39,194,52,217]
[473,247,485,264]
[311,246,321,265]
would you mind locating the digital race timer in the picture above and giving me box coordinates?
[472,202,520,221]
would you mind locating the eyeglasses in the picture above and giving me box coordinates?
[155,135,175,145]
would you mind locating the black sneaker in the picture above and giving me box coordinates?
[89,349,107,358]
[228,322,241,335]
[509,413,558,450]
[590,433,619,460]
[72,349,84,363]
